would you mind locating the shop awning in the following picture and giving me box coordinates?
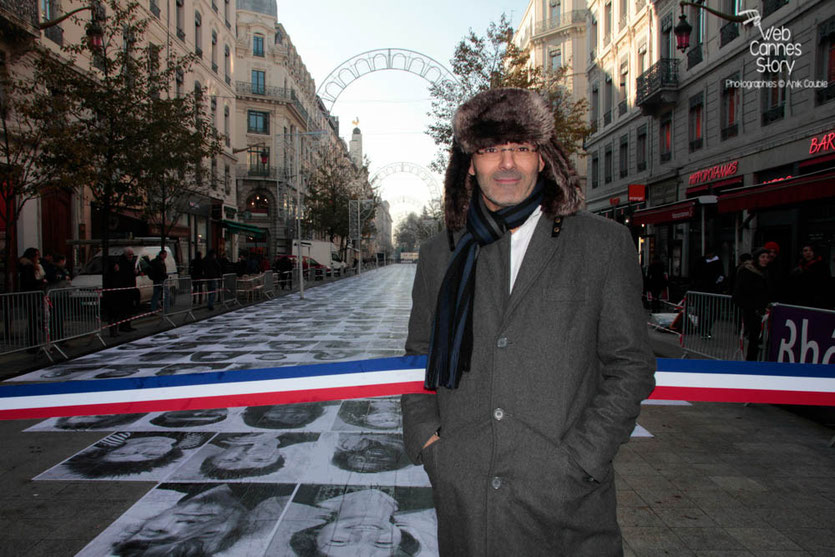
[221,219,267,238]
[631,200,696,226]
[685,177,743,197]
[717,170,835,214]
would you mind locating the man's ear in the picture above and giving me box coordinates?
[538,153,545,172]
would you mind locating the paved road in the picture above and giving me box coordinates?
[1,265,833,556]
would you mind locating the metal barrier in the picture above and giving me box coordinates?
[222,273,238,308]
[680,291,744,360]
[0,291,47,356]
[263,271,275,298]
[46,286,102,356]
[163,277,193,325]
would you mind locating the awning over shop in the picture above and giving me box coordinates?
[631,200,695,226]
[717,170,835,214]
[221,219,267,238]
[686,177,743,197]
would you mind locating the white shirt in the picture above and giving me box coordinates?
[509,206,542,293]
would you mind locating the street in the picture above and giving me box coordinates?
[0,265,833,556]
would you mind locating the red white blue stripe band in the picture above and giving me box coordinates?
[0,357,833,420]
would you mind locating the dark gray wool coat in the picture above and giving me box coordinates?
[402,210,655,556]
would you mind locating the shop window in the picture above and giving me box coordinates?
[816,16,835,105]
[721,75,739,139]
[636,124,647,171]
[253,33,264,57]
[659,112,672,162]
[247,110,269,134]
[689,93,703,152]
[604,144,613,183]
[619,134,628,178]
[761,70,786,126]
[591,153,599,189]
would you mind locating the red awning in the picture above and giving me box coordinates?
[632,200,696,226]
[718,170,835,214]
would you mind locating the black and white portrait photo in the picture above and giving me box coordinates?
[242,401,338,431]
[334,398,402,431]
[170,432,320,483]
[76,482,294,557]
[148,408,229,429]
[26,413,147,432]
[36,431,212,481]
[304,433,429,487]
[266,485,438,557]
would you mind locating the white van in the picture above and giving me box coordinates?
[73,246,179,306]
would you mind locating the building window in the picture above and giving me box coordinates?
[251,70,265,95]
[689,93,704,152]
[194,11,202,56]
[619,58,628,116]
[549,0,559,21]
[224,0,230,27]
[591,83,599,132]
[604,145,613,183]
[549,48,561,71]
[604,1,612,44]
[721,75,740,139]
[619,135,628,178]
[591,153,599,188]
[660,13,673,59]
[210,95,217,130]
[248,147,270,176]
[211,30,217,72]
[175,68,183,98]
[224,164,231,195]
[590,16,598,60]
[659,112,672,162]
[636,124,647,171]
[211,157,217,190]
[223,106,230,147]
[761,70,786,126]
[176,0,184,40]
[619,0,627,30]
[42,0,64,44]
[604,76,613,125]
[149,0,159,18]
[762,0,788,19]
[247,110,269,134]
[224,44,231,84]
[816,17,835,105]
[247,192,270,215]
[253,33,264,57]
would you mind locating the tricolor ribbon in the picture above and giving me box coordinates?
[0,357,833,420]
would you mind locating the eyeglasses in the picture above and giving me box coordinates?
[474,143,539,160]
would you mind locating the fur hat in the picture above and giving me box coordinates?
[444,88,584,231]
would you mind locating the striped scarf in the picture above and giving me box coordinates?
[425,179,544,390]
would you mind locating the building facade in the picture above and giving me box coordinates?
[585,0,835,286]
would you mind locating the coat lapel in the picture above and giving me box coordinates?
[502,213,563,321]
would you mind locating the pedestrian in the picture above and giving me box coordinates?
[204,249,222,311]
[763,240,785,301]
[276,255,293,290]
[786,243,832,309]
[646,256,668,313]
[401,87,655,555]
[46,254,72,343]
[733,248,771,361]
[190,251,205,305]
[235,254,248,277]
[112,248,137,335]
[149,250,169,313]
[19,247,47,351]
[40,251,57,284]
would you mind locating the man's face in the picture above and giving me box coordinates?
[767,249,777,262]
[102,436,177,463]
[468,142,544,212]
[802,246,814,261]
[212,434,278,471]
[263,403,318,427]
[758,253,771,268]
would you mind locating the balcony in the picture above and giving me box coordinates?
[635,58,679,116]
[236,164,282,180]
[236,82,311,124]
[0,0,39,39]
[534,10,587,36]
[687,44,703,69]
[720,123,738,140]
[689,137,703,152]
[720,21,738,47]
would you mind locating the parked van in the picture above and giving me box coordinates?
[292,240,347,276]
[73,245,179,306]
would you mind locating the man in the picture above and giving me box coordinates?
[203,249,222,311]
[111,248,137,334]
[401,88,655,555]
[150,249,168,312]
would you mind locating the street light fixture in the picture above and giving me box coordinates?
[674,1,748,52]
[39,0,106,51]
[232,143,269,165]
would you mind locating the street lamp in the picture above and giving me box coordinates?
[232,143,269,165]
[39,0,106,51]
[674,1,749,52]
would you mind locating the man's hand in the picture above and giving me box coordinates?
[423,433,440,449]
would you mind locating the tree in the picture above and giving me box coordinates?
[394,208,439,253]
[426,14,589,173]
[0,64,68,291]
[30,0,220,289]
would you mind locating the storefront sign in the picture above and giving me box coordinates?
[769,304,835,364]
[809,131,835,155]
[688,161,739,186]
[609,197,620,206]
[628,184,646,202]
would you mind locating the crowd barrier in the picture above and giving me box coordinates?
[680,291,745,360]
[0,291,48,356]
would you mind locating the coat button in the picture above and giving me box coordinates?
[493,408,504,421]
[491,476,502,490]
[496,337,508,348]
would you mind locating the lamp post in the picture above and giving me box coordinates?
[674,1,749,52]
[39,0,106,50]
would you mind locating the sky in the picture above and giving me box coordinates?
[275,1,523,226]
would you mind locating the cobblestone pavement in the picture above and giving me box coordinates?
[1,265,833,556]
